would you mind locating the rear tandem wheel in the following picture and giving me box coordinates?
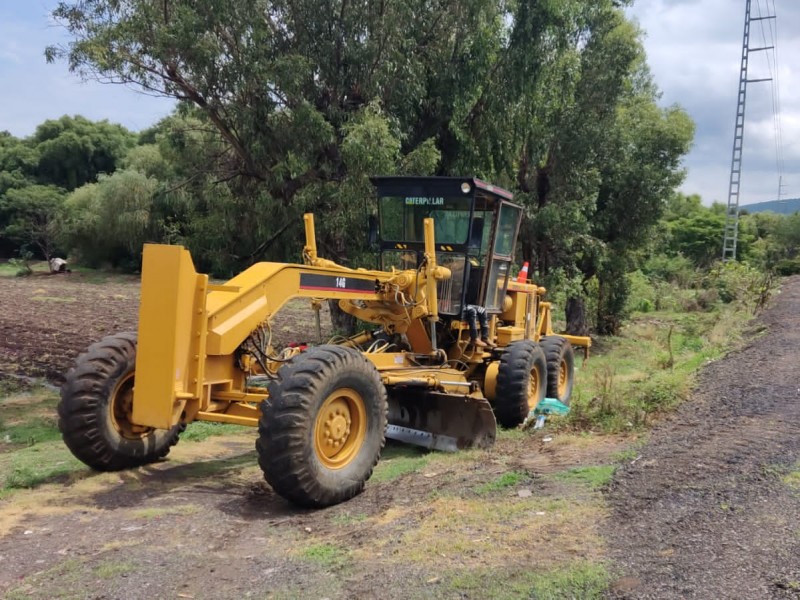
[493,340,547,428]
[540,336,575,405]
[257,345,388,508]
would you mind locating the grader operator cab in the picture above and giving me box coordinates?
[58,176,590,508]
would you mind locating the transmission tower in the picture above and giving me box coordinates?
[722,0,775,261]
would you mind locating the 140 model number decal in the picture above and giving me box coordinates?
[299,273,377,294]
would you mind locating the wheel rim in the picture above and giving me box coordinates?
[108,372,152,440]
[314,388,367,470]
[527,367,542,411]
[557,358,569,398]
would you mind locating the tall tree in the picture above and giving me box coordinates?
[47,0,694,335]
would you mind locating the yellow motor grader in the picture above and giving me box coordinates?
[58,177,590,507]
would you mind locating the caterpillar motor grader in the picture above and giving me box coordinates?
[58,176,590,508]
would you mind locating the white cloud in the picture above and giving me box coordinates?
[628,0,799,204]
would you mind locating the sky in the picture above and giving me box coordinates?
[0,0,797,206]
[627,0,800,205]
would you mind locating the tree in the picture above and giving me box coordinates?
[0,184,66,262]
[47,0,693,336]
[60,170,160,268]
[32,115,136,190]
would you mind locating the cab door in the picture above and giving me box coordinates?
[482,202,523,312]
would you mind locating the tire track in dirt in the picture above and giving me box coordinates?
[605,276,800,599]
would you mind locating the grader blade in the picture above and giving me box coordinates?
[386,392,497,451]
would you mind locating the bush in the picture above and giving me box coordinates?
[625,270,656,314]
[642,254,696,287]
[703,261,776,311]
[776,257,800,276]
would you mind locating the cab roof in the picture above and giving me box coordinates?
[370,176,514,202]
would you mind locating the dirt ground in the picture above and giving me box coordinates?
[0,272,333,386]
[0,271,799,598]
[605,276,800,598]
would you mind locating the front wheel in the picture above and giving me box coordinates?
[257,345,387,508]
[58,333,183,471]
[494,340,547,428]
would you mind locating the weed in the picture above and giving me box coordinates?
[94,560,136,579]
[299,543,348,569]
[782,464,800,490]
[552,465,616,490]
[527,561,612,599]
[372,445,430,483]
[332,511,368,525]
[1,416,62,445]
[5,558,85,599]
[0,440,85,493]
[475,470,529,495]
[445,561,612,599]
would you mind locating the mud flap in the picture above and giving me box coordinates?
[386,391,497,452]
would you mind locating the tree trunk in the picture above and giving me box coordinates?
[565,296,589,336]
[328,300,357,336]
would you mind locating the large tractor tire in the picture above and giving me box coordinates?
[257,345,387,508]
[494,340,547,428]
[58,332,183,471]
[540,336,575,405]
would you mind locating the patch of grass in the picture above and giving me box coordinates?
[475,470,529,495]
[298,543,348,569]
[180,421,249,442]
[130,504,201,519]
[5,558,85,600]
[567,300,750,432]
[380,495,602,568]
[94,560,136,579]
[551,465,616,490]
[445,561,612,600]
[1,416,62,445]
[30,295,77,303]
[0,260,49,277]
[0,440,85,494]
[0,390,83,494]
[782,464,800,490]
[372,445,430,483]
[497,427,528,441]
[332,511,368,526]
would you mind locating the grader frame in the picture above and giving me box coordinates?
[58,176,590,508]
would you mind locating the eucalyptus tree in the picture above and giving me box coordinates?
[48,0,694,334]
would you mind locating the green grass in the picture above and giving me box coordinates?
[1,416,62,445]
[332,511,368,525]
[0,389,86,495]
[180,421,250,441]
[1,440,86,494]
[474,470,529,495]
[299,543,349,569]
[371,444,430,483]
[782,464,800,490]
[444,561,612,600]
[566,300,751,433]
[94,560,136,579]
[551,465,616,490]
[5,558,85,600]
[0,260,50,277]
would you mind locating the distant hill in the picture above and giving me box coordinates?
[740,198,800,215]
